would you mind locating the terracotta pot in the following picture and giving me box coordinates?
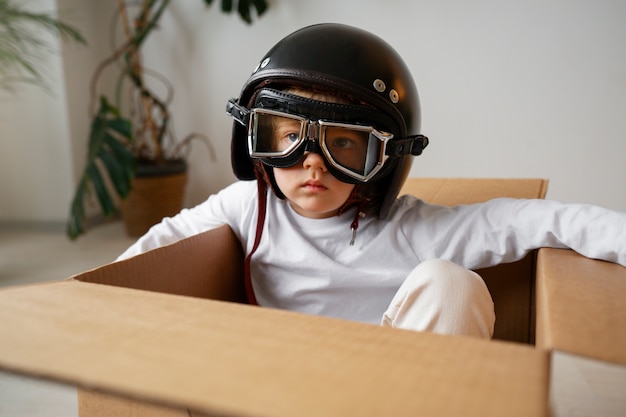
[120,159,187,237]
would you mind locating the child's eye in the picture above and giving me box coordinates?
[279,131,300,146]
[286,132,300,143]
[329,137,356,149]
[273,130,301,152]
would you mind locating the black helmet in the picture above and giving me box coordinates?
[228,23,427,217]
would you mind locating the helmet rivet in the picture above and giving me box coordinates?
[389,89,399,103]
[373,79,386,92]
[260,58,270,68]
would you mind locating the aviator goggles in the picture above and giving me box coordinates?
[227,89,429,183]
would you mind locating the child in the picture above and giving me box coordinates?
[119,23,625,339]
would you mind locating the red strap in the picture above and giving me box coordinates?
[243,179,267,305]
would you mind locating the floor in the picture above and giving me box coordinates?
[0,221,136,417]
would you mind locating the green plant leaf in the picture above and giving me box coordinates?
[105,135,136,180]
[220,0,233,13]
[105,118,133,139]
[250,0,268,16]
[202,0,266,23]
[67,97,134,239]
[66,179,87,239]
[98,149,132,198]
[86,162,116,216]
[0,0,86,92]
[237,0,251,24]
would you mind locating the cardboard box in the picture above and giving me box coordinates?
[535,248,626,365]
[535,248,626,416]
[2,177,624,416]
[0,226,549,417]
[403,178,626,415]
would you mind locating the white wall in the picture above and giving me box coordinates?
[2,0,625,226]
[0,0,74,223]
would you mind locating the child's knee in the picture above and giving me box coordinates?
[382,259,495,338]
[416,259,490,298]
[393,259,491,306]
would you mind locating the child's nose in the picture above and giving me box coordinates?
[302,151,328,172]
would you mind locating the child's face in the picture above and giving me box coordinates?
[268,88,357,219]
[273,152,355,219]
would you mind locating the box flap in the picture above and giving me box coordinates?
[400,177,549,206]
[0,280,548,417]
[74,224,246,303]
[536,248,626,365]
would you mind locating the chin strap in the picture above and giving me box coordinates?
[349,205,367,246]
[244,178,268,306]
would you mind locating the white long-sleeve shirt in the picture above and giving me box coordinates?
[119,180,626,324]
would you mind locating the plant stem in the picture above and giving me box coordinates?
[117,0,162,160]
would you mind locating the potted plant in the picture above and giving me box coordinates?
[0,0,86,93]
[66,0,268,239]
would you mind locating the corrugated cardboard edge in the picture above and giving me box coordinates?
[77,389,190,417]
[536,248,626,365]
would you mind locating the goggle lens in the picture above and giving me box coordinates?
[321,123,382,176]
[251,112,305,155]
[248,109,391,182]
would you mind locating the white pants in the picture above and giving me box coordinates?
[381,259,495,339]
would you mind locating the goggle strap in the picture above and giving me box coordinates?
[226,98,250,126]
[386,135,429,157]
[254,88,398,131]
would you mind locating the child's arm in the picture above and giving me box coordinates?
[404,197,626,269]
[117,181,257,261]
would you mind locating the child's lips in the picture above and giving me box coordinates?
[303,180,327,190]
